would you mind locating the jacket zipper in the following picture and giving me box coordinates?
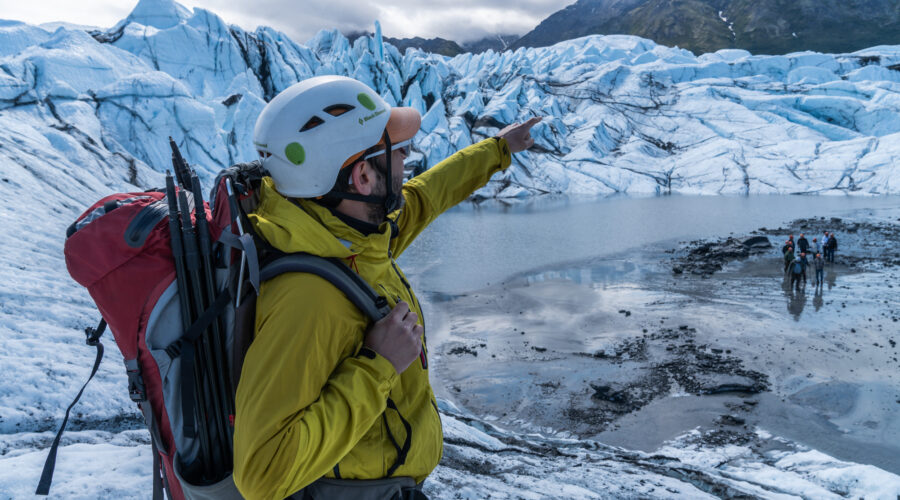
[388,253,424,324]
[388,253,428,369]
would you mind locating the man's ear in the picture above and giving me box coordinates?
[350,160,376,195]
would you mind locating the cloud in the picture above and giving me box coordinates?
[0,0,131,29]
[187,0,571,43]
[1,0,573,44]
[180,0,380,43]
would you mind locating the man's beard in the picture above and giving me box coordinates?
[367,159,404,223]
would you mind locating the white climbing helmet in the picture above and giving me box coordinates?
[253,75,421,198]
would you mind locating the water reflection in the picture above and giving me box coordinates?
[786,288,807,320]
[523,261,638,286]
[783,269,834,318]
[826,269,838,290]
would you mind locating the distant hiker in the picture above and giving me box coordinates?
[797,233,809,254]
[822,231,830,254]
[812,237,820,256]
[825,232,838,263]
[783,244,795,273]
[781,239,792,256]
[789,255,804,292]
[232,75,540,499]
[814,253,825,287]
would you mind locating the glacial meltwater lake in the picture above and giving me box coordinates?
[399,194,900,294]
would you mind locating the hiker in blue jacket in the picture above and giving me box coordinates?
[799,251,809,287]
[788,254,805,292]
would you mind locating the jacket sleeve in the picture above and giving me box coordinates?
[233,273,398,500]
[390,137,512,257]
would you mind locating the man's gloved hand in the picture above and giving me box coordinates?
[364,301,423,374]
[496,116,542,153]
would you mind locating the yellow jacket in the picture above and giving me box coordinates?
[233,138,512,500]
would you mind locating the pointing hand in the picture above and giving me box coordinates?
[497,116,542,153]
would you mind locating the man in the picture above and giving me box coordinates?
[233,75,540,500]
[811,237,820,257]
[781,239,792,256]
[825,232,838,263]
[797,233,809,254]
[814,252,825,287]
[783,243,794,274]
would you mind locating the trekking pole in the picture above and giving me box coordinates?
[191,172,235,455]
[177,189,228,477]
[226,178,248,309]
[166,173,213,480]
[169,137,192,189]
[170,138,230,471]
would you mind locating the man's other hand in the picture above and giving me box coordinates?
[364,301,423,374]
[497,116,542,153]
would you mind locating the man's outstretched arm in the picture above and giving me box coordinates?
[392,117,542,255]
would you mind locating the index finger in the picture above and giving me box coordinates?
[522,116,542,129]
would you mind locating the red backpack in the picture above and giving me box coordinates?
[37,146,390,499]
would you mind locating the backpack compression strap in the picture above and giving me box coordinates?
[36,319,107,496]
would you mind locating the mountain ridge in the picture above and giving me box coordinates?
[513,0,900,55]
[348,0,900,56]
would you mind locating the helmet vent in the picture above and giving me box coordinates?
[300,116,325,132]
[323,104,355,117]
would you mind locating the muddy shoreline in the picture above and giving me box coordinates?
[671,216,900,276]
[430,214,900,474]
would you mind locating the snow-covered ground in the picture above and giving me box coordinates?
[2,0,900,498]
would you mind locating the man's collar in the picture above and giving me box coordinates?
[328,207,382,236]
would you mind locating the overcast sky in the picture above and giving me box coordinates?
[1,0,574,43]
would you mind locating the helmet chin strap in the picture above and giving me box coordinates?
[327,130,401,217]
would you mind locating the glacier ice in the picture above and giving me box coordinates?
[1,0,900,205]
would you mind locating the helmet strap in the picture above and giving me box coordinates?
[325,130,401,218]
[380,129,402,215]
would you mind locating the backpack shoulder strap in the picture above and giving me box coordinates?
[260,253,392,322]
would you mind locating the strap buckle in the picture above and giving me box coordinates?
[127,370,146,402]
[84,327,102,346]
[84,320,107,346]
[165,340,182,359]
[125,359,146,402]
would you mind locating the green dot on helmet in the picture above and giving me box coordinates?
[285,142,305,165]
[357,93,376,110]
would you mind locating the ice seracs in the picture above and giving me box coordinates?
[2,0,900,199]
